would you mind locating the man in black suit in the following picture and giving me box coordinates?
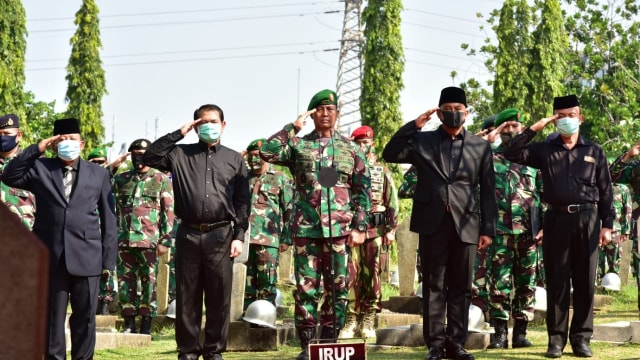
[2,118,117,360]
[382,87,497,360]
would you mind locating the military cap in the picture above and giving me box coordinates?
[128,138,151,152]
[553,95,580,110]
[494,108,521,128]
[53,118,81,135]
[351,125,374,140]
[307,89,338,111]
[88,147,108,160]
[481,115,497,130]
[438,86,467,107]
[0,114,19,129]
[247,138,267,152]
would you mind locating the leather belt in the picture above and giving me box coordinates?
[547,203,594,214]
[184,221,231,232]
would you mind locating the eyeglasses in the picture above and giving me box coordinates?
[315,106,337,114]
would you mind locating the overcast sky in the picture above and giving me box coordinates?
[22,0,502,156]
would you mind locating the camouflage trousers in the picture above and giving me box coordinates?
[598,232,623,279]
[293,235,349,330]
[244,244,279,310]
[487,233,537,321]
[535,245,545,288]
[98,269,117,303]
[471,247,490,312]
[117,247,158,317]
[346,236,385,314]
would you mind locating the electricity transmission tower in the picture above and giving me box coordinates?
[336,0,364,133]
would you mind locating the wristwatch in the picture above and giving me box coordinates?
[357,223,367,232]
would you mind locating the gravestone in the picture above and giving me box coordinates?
[0,205,49,359]
[395,219,419,296]
[278,246,293,284]
[230,228,251,321]
[619,236,633,286]
[156,249,170,314]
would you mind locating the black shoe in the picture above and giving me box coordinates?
[426,346,444,360]
[487,319,508,349]
[545,344,563,358]
[203,353,223,360]
[571,340,593,357]
[139,316,152,335]
[512,319,532,348]
[178,354,199,360]
[446,346,475,360]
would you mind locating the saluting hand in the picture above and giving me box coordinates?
[487,122,508,144]
[530,115,558,132]
[109,152,130,172]
[414,108,438,129]
[293,109,316,132]
[230,239,243,258]
[180,118,205,136]
[599,228,612,247]
[622,140,640,162]
[38,135,61,153]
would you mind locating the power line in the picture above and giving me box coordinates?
[404,8,486,24]
[28,1,342,21]
[25,48,340,72]
[28,10,342,33]
[404,21,483,38]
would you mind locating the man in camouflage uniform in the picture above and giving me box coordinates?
[341,126,398,339]
[113,139,174,335]
[244,138,293,310]
[485,109,543,349]
[0,113,36,230]
[88,147,118,315]
[609,143,640,312]
[598,177,632,280]
[260,89,371,360]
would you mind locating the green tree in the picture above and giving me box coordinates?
[22,91,59,144]
[65,0,107,155]
[563,0,640,156]
[360,0,408,220]
[0,0,27,122]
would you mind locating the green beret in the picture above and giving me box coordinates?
[88,147,107,160]
[247,138,267,152]
[307,89,338,111]
[494,108,521,128]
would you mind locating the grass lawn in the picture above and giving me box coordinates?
[94,284,640,360]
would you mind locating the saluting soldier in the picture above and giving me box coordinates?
[113,139,174,335]
[244,138,293,310]
[260,89,371,360]
[0,113,36,229]
[484,108,543,350]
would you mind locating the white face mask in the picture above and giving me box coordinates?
[556,117,580,136]
[57,140,81,161]
[197,122,222,143]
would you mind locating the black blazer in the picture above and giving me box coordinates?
[2,144,117,276]
[382,121,497,243]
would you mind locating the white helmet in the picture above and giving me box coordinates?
[275,289,283,307]
[467,304,486,333]
[601,272,621,291]
[415,282,423,298]
[534,287,547,312]
[243,300,277,329]
[166,299,176,319]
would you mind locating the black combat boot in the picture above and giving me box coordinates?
[296,328,315,360]
[512,319,532,348]
[139,316,153,335]
[123,315,137,334]
[487,319,508,349]
[320,326,339,343]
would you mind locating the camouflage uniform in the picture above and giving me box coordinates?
[260,123,371,333]
[0,154,36,229]
[398,165,423,283]
[344,149,398,337]
[610,155,640,310]
[487,146,543,322]
[113,167,174,317]
[598,183,632,279]
[244,164,293,310]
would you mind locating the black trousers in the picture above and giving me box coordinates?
[47,261,99,360]
[543,207,599,347]
[420,212,476,348]
[175,224,233,358]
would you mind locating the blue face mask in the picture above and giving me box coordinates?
[0,134,18,152]
[57,140,81,161]
[556,117,580,136]
[198,122,222,144]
